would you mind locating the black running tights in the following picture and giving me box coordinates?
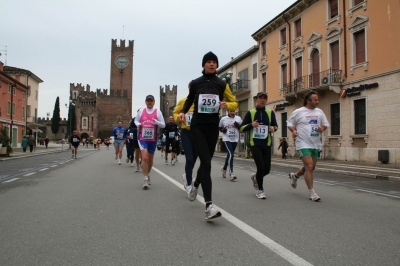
[250,145,272,191]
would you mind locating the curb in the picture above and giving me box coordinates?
[0,149,65,161]
[213,154,400,181]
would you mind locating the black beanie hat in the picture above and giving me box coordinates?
[202,51,218,67]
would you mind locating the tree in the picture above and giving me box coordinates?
[67,104,76,137]
[51,97,61,135]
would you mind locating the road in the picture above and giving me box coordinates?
[1,148,399,266]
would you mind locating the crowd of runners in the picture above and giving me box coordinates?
[69,52,330,220]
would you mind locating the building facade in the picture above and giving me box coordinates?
[70,39,134,139]
[0,62,29,147]
[251,0,400,164]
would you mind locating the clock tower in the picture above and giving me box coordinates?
[110,39,134,108]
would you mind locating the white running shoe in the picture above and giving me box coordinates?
[221,167,226,178]
[182,174,187,190]
[186,185,192,194]
[165,160,168,165]
[135,166,140,172]
[250,173,258,190]
[130,163,134,167]
[289,173,298,189]
[143,179,149,190]
[205,204,222,220]
[230,173,237,181]
[171,159,175,166]
[309,191,321,202]
[118,160,121,165]
[188,177,198,201]
[126,158,129,163]
[148,176,151,185]
[256,190,266,199]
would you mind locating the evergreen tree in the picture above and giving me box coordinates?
[67,103,76,136]
[51,97,61,135]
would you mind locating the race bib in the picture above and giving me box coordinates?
[73,138,78,142]
[310,124,320,137]
[198,94,219,113]
[252,125,268,139]
[168,132,175,138]
[227,128,238,140]
[185,112,193,127]
[130,133,133,138]
[142,128,155,140]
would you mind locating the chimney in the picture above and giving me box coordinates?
[15,74,21,82]
[0,61,3,71]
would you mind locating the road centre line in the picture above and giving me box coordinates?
[39,168,49,171]
[3,178,19,183]
[356,189,400,199]
[152,167,313,266]
[50,165,58,167]
[23,172,36,176]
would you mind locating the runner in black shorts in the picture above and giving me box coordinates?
[164,116,179,165]
[69,130,81,159]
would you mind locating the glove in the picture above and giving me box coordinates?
[234,121,240,128]
[219,127,227,133]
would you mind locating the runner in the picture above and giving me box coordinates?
[239,92,278,199]
[287,91,329,201]
[174,132,181,162]
[131,116,142,172]
[178,51,238,220]
[135,95,165,189]
[163,116,179,165]
[111,121,126,165]
[173,84,197,194]
[124,119,137,167]
[96,137,101,150]
[104,137,110,150]
[69,130,81,159]
[159,133,166,158]
[219,109,242,181]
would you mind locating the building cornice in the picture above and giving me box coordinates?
[3,66,44,83]
[217,46,259,74]
[251,0,319,42]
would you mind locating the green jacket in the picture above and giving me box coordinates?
[21,138,29,148]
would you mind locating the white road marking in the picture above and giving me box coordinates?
[152,167,313,266]
[23,172,36,176]
[356,189,400,199]
[4,178,19,183]
[39,168,49,171]
[50,165,57,167]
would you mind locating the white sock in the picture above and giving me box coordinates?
[144,176,149,180]
[309,189,315,194]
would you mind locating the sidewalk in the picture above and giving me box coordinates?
[0,143,67,161]
[214,152,400,180]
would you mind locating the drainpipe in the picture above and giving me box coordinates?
[26,74,30,135]
[10,84,14,147]
[283,13,292,91]
[342,0,348,79]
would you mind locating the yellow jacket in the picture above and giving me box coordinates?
[174,97,194,130]
[223,84,238,111]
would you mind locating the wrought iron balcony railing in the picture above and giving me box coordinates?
[281,69,342,96]
[229,80,251,94]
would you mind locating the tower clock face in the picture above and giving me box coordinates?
[115,56,129,69]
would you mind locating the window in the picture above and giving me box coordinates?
[281,28,287,46]
[354,98,366,134]
[262,72,266,92]
[253,63,257,79]
[294,19,301,38]
[330,41,340,70]
[354,0,363,5]
[238,68,248,89]
[261,41,266,57]
[22,106,25,119]
[12,103,16,116]
[8,84,11,94]
[354,30,365,64]
[7,101,11,115]
[61,128,65,134]
[83,119,87,127]
[330,103,340,135]
[13,87,16,96]
[281,112,288,137]
[295,57,302,78]
[22,92,25,99]
[27,105,31,117]
[281,64,287,88]
[35,90,38,100]
[329,0,338,19]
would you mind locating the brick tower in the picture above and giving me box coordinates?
[159,85,178,122]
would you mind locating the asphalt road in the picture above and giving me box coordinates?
[0,149,399,266]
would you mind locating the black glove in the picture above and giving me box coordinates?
[234,121,240,128]
[219,127,227,133]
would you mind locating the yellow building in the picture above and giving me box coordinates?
[251,0,400,164]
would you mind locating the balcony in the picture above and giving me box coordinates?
[229,80,251,95]
[281,69,342,102]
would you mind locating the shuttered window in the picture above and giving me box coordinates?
[354,30,365,64]
[261,41,266,56]
[354,99,366,134]
[281,112,288,137]
[329,0,338,19]
[281,28,287,46]
[330,41,340,70]
[262,72,266,92]
[281,64,287,87]
[294,19,301,38]
[354,0,363,5]
[330,103,340,135]
[253,63,257,79]
[296,57,302,78]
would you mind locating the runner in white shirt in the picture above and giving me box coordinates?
[219,110,242,181]
[287,91,330,201]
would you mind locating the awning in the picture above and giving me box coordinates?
[219,73,228,79]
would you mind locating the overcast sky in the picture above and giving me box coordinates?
[2,0,296,119]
